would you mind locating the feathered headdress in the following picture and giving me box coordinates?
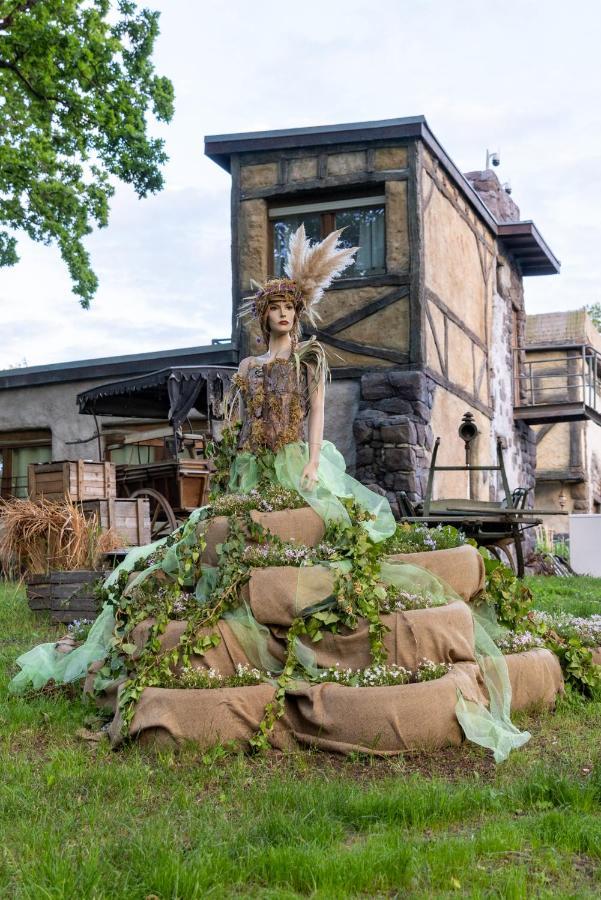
[238,225,357,340]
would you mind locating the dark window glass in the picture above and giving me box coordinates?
[335,206,385,277]
[271,205,385,278]
[273,213,321,277]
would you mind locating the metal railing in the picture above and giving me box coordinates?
[514,345,601,413]
[0,475,29,499]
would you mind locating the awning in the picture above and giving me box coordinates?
[77,366,236,430]
[498,221,560,276]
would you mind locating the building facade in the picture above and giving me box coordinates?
[524,310,601,536]
[0,342,235,497]
[205,116,560,515]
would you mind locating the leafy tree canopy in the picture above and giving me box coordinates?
[0,0,174,306]
[586,303,601,332]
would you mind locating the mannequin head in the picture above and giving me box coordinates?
[259,294,302,347]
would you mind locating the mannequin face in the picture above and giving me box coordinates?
[266,298,296,337]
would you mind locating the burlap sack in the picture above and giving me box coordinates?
[249,507,324,545]
[245,565,334,626]
[202,507,324,566]
[504,648,564,711]
[83,660,124,713]
[109,683,279,749]
[387,545,484,602]
[129,617,252,676]
[292,600,476,671]
[201,516,230,567]
[282,662,485,755]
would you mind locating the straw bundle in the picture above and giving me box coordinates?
[0,497,121,576]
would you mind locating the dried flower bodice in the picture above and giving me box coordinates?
[234,357,308,453]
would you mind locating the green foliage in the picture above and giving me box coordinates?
[205,423,241,498]
[211,484,306,517]
[5,575,601,898]
[478,554,601,693]
[381,522,466,555]
[313,660,452,687]
[547,636,601,693]
[0,0,174,305]
[476,551,534,630]
[586,302,601,332]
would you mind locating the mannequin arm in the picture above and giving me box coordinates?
[301,363,325,491]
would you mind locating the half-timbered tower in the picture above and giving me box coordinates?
[205,117,560,515]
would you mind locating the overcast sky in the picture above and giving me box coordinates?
[1,0,600,370]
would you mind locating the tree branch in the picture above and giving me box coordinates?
[0,0,43,31]
[0,58,57,102]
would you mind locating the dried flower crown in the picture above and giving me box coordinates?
[238,224,357,327]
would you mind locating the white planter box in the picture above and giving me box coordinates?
[569,515,601,576]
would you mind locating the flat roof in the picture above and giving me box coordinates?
[0,341,236,390]
[205,115,560,276]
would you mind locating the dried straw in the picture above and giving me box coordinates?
[0,498,122,576]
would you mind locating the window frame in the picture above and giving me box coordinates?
[0,430,52,499]
[268,194,387,279]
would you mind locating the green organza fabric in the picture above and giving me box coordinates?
[230,439,397,543]
[9,439,530,763]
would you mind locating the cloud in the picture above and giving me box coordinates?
[1,0,600,368]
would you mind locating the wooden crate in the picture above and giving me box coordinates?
[28,460,117,502]
[26,570,106,624]
[81,498,151,547]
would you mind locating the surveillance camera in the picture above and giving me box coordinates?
[502,182,512,194]
[491,152,500,167]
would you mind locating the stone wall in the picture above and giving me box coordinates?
[353,370,434,516]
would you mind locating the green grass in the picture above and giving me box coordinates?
[525,575,601,617]
[2,578,601,898]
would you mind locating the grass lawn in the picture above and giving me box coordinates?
[2,578,601,899]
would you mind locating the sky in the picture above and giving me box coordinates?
[1,0,600,370]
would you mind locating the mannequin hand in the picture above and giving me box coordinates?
[300,460,319,493]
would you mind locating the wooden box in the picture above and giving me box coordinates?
[81,498,151,547]
[29,460,117,502]
[26,570,106,624]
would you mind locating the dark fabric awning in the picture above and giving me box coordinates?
[77,366,236,430]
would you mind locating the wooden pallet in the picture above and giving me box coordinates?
[26,570,107,624]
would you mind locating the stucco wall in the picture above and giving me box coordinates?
[0,379,109,460]
[429,388,490,500]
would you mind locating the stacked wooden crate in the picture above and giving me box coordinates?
[28,460,116,503]
[28,460,150,546]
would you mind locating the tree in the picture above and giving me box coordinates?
[0,0,174,306]
[586,303,601,332]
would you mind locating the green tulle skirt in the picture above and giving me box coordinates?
[9,440,529,763]
[229,439,397,543]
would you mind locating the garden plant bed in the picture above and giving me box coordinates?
[2,577,601,897]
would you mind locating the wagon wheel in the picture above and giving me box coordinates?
[488,530,525,579]
[130,488,177,541]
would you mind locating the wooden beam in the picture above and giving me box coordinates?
[534,422,556,445]
[240,169,409,201]
[311,330,410,365]
[569,420,582,468]
[423,365,493,418]
[424,298,446,376]
[230,154,243,358]
[425,287,487,354]
[324,286,409,335]
[327,273,410,291]
[407,140,425,366]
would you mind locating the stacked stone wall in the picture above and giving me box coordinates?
[353,370,434,517]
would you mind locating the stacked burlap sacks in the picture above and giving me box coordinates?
[101,507,564,752]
